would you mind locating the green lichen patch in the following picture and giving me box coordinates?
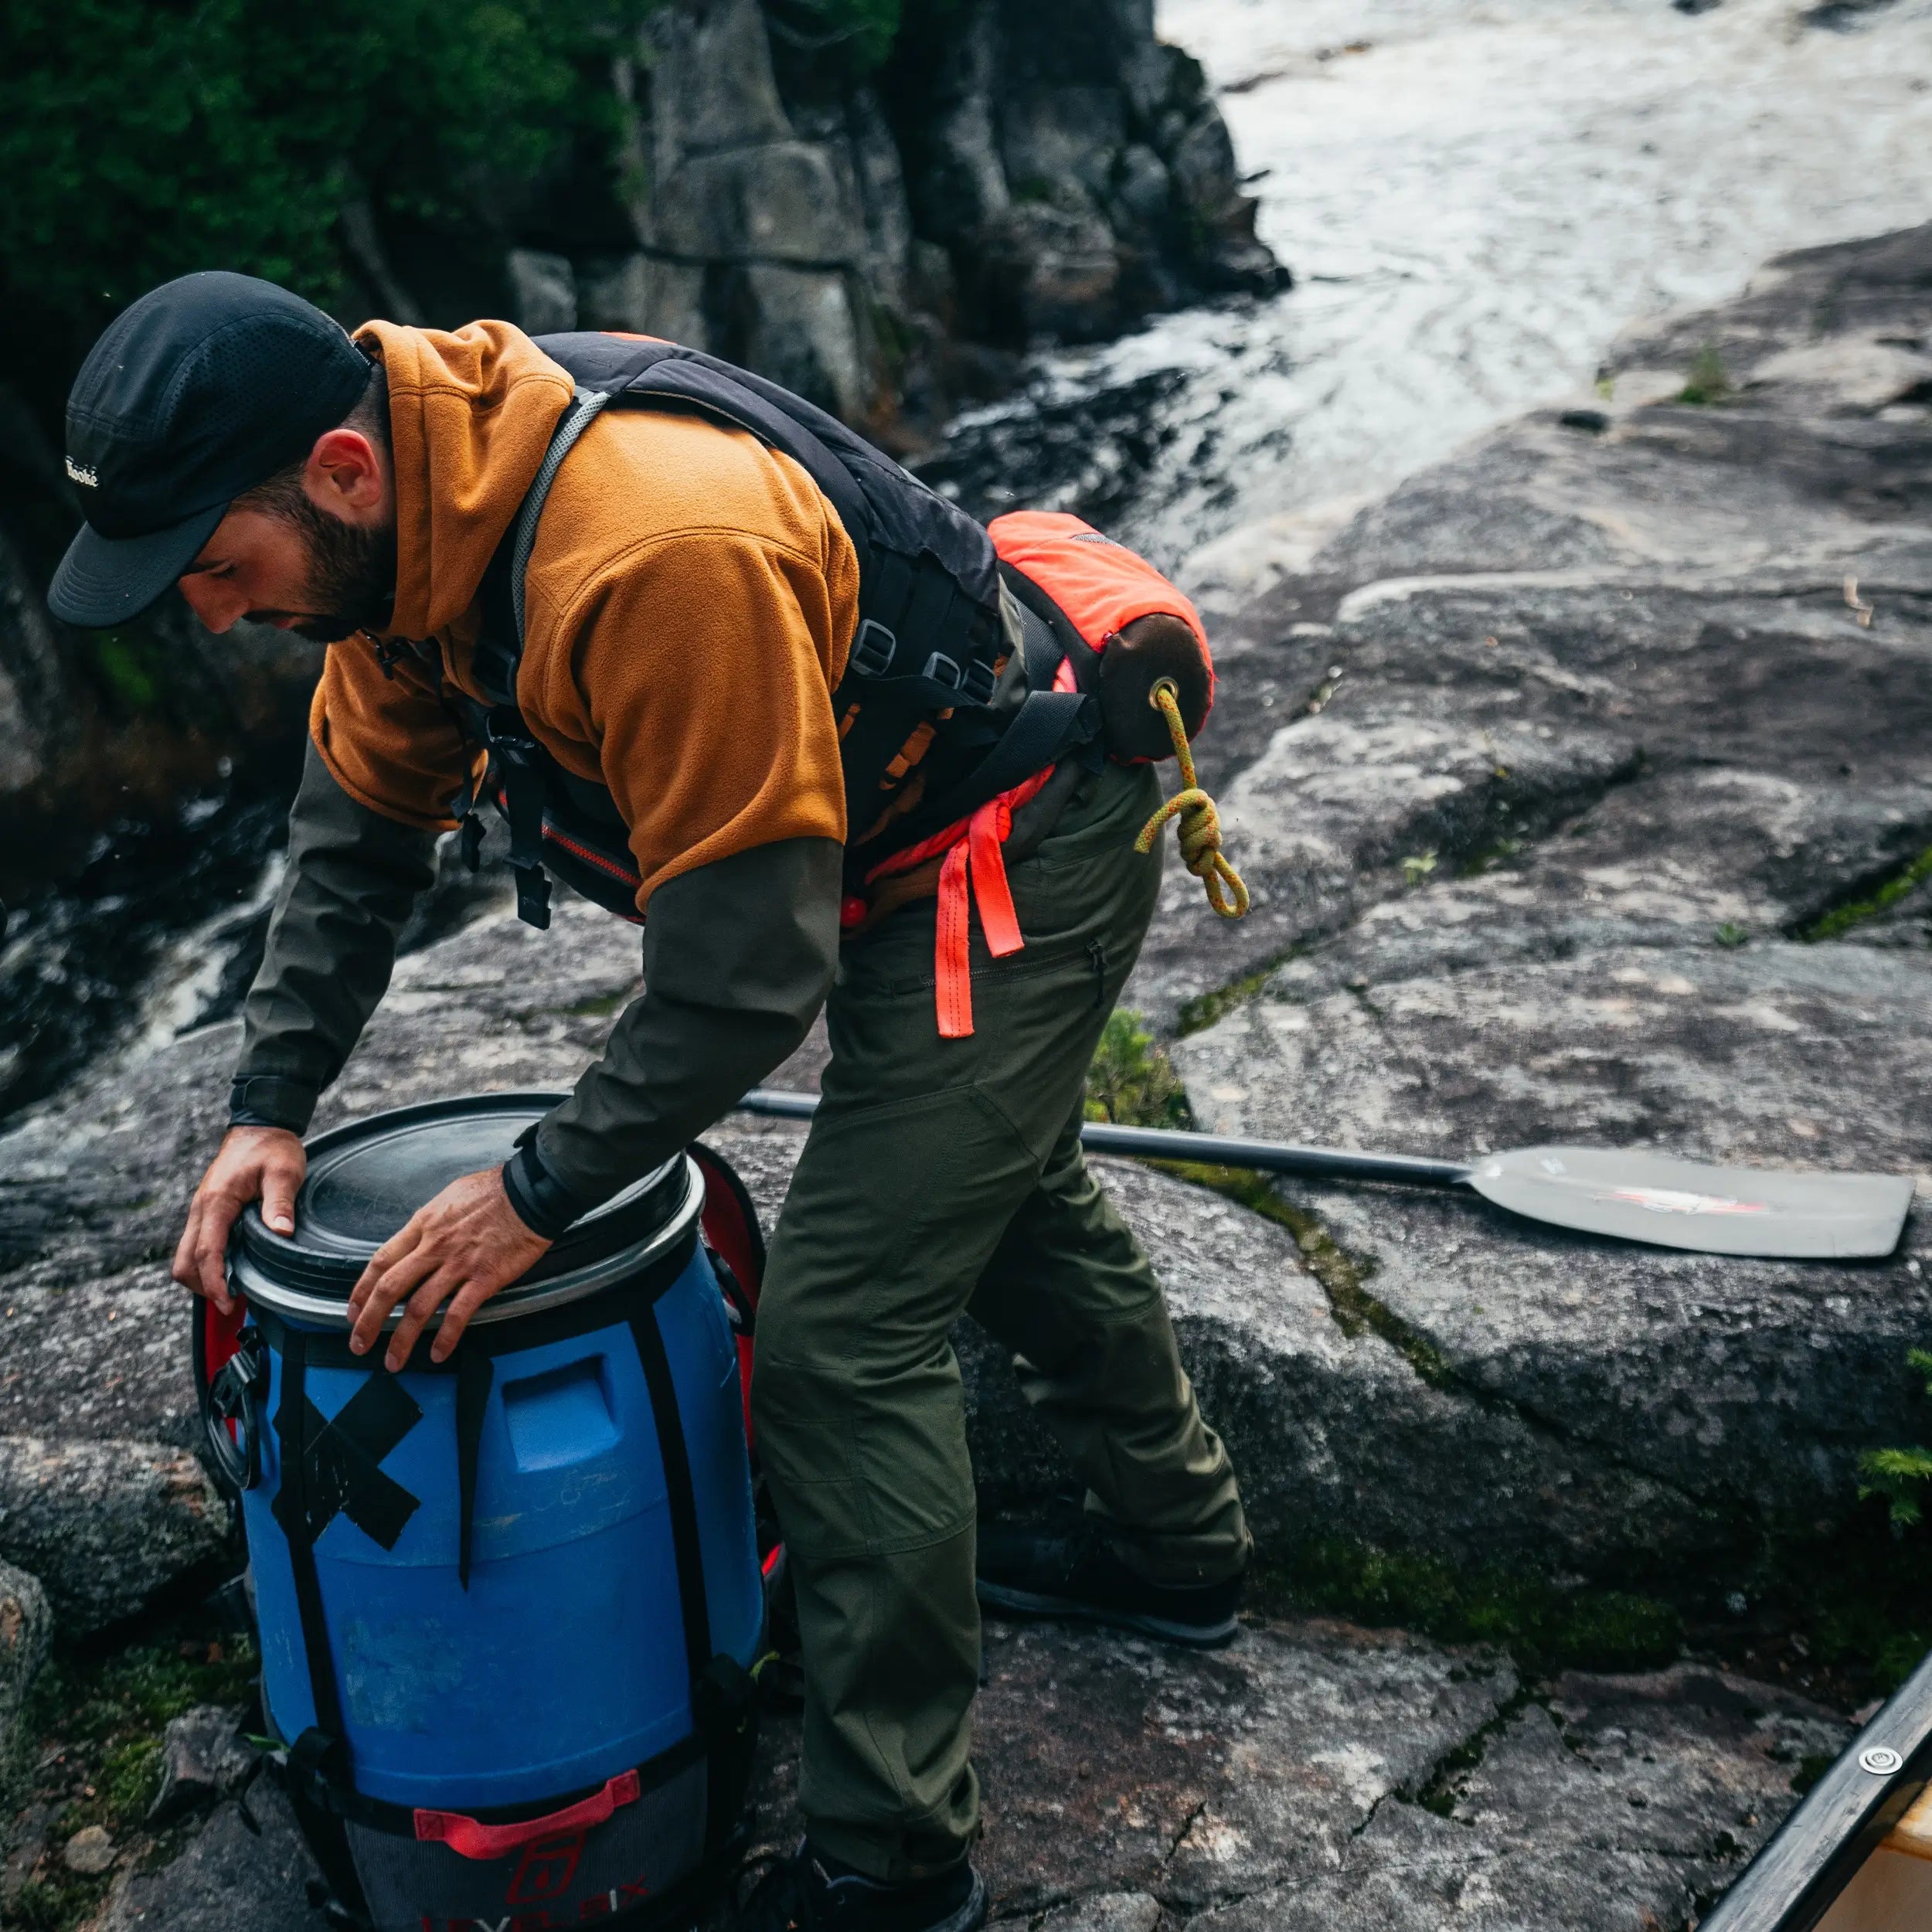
[1679,340,1734,406]
[1413,1684,1537,1818]
[1175,955,1298,1036]
[1250,1536,1682,1679]
[1151,1160,1460,1390]
[8,1607,258,1931]
[1085,1009,1194,1130]
[1803,843,1932,941]
[556,985,636,1019]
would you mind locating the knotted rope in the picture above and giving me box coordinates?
[1133,679,1250,919]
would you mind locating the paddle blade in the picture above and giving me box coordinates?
[1467,1146,1915,1259]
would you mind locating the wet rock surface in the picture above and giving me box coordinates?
[97,1781,330,1932]
[1,225,1923,1928]
[116,1620,1845,1932]
[0,1437,228,1636]
[1134,221,1932,1580]
[145,1706,264,1827]
[0,1555,49,1757]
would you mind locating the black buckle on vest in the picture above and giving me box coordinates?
[514,867,553,928]
[485,710,555,931]
[918,650,998,706]
[850,617,897,678]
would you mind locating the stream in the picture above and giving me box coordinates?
[5,0,1932,1128]
[934,0,1932,565]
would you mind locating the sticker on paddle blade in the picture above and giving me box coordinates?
[1468,1146,1913,1259]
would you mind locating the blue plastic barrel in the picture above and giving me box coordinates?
[213,1094,764,1829]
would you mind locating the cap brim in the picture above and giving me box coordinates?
[47,502,229,628]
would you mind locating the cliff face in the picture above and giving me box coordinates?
[0,0,1276,885]
[504,0,1281,434]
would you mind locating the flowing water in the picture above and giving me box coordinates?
[8,0,1932,1124]
[931,0,1932,569]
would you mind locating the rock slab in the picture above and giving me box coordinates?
[0,1437,229,1635]
[116,1615,1845,1932]
[0,1553,49,1760]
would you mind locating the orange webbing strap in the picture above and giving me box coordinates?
[1134,680,1250,919]
[935,842,974,1038]
[936,797,1026,1039]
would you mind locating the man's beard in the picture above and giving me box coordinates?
[255,495,397,644]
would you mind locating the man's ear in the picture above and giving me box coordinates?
[305,427,388,522]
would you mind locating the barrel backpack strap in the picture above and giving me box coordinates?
[465,387,614,928]
[454,1347,495,1592]
[268,1326,352,1780]
[628,1308,713,1693]
[912,690,1100,841]
[629,1303,760,1852]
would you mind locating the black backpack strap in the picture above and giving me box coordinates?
[906,688,1100,841]
[267,1326,352,1781]
[454,1347,495,1592]
[628,1306,714,1694]
[603,358,874,576]
[884,594,1101,845]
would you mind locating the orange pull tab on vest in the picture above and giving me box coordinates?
[935,798,1025,1039]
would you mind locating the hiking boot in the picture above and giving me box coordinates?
[737,1840,987,1932]
[975,1524,1244,1648]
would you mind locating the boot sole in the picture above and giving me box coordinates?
[943,1869,989,1932]
[975,1580,1240,1648]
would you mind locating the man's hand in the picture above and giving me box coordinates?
[346,1168,551,1372]
[174,1127,308,1312]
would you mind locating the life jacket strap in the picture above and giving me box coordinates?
[485,709,554,930]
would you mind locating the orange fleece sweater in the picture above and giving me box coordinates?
[311,321,858,908]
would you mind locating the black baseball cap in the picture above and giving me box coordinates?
[49,272,375,628]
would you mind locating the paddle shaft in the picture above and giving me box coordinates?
[734,1089,1472,1189]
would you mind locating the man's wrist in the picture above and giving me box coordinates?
[228,1074,319,1134]
[502,1137,591,1241]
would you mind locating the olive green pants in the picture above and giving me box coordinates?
[750,763,1252,1881]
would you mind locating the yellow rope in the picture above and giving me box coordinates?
[1133,679,1250,919]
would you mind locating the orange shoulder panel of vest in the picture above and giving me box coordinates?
[986,510,1212,662]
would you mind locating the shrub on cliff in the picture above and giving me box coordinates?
[0,0,652,402]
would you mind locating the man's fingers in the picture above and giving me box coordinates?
[349,1243,440,1356]
[172,1197,203,1290]
[194,1197,240,1311]
[260,1164,300,1237]
[349,1223,423,1321]
[429,1277,502,1364]
[385,1269,464,1374]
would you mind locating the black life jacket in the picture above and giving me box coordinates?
[447,334,1100,928]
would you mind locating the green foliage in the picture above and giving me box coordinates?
[1859,1348,1932,1528]
[1806,845,1932,941]
[1175,957,1291,1036]
[1086,1009,1193,1129]
[91,633,163,713]
[10,1622,260,1928]
[1400,849,1438,885]
[1679,338,1733,406]
[1714,921,1750,948]
[0,0,651,358]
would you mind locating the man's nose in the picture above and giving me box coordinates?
[177,573,246,634]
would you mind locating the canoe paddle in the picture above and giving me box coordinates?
[733,1089,1914,1260]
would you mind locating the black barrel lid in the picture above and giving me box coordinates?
[231,1093,689,1300]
